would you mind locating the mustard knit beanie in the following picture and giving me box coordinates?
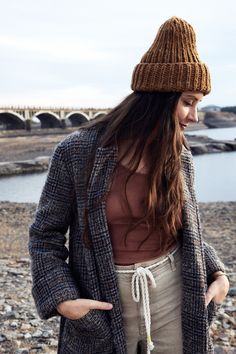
[131,17,211,94]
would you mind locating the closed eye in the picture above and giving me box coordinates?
[184,101,192,106]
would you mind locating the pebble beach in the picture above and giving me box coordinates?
[0,201,235,353]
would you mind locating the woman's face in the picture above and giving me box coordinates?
[175,91,204,131]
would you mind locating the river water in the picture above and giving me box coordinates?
[0,127,236,203]
[185,126,236,140]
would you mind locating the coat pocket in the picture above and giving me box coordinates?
[66,309,112,339]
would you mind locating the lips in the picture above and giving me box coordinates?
[180,123,188,129]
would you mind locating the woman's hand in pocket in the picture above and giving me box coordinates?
[56,299,113,320]
[205,272,230,307]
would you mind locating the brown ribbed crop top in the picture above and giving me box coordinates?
[105,163,181,265]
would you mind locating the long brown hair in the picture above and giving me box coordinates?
[80,91,188,251]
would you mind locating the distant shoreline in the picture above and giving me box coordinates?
[0,126,236,177]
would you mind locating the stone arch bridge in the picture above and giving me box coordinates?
[0,106,110,130]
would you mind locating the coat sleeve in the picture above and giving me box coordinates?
[202,240,225,283]
[185,147,226,282]
[194,181,225,281]
[28,141,80,320]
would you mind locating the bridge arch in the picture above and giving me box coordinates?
[0,111,25,130]
[35,111,61,128]
[93,111,107,120]
[66,111,89,127]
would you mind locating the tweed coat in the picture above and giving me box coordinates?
[29,124,225,354]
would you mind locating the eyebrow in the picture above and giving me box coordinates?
[183,94,202,102]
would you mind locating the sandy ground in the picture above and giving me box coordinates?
[0,133,69,162]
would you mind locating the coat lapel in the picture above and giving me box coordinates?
[87,145,118,258]
[86,144,127,350]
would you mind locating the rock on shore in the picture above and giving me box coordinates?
[0,157,49,177]
[0,201,235,353]
[204,112,236,128]
[187,134,236,155]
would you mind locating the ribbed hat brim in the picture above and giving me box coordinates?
[131,62,211,94]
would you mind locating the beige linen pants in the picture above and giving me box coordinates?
[115,244,183,354]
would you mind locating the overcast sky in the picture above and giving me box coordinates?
[0,0,235,109]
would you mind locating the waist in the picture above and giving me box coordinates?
[115,241,181,273]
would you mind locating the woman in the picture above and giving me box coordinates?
[29,17,229,354]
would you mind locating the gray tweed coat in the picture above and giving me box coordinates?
[29,124,225,354]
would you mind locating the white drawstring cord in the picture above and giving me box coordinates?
[116,245,179,354]
[131,267,156,353]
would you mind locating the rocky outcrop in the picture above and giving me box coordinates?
[187,135,236,155]
[0,157,49,176]
[204,112,236,128]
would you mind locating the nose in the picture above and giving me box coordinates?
[188,107,199,123]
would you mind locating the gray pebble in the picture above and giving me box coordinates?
[50,338,58,346]
[4,304,12,312]
[42,330,53,338]
[228,287,236,296]
[10,321,18,328]
[29,319,41,326]
[15,350,29,354]
[0,333,7,342]
[32,330,43,338]
[24,332,32,339]
[2,310,18,319]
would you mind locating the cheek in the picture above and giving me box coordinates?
[176,106,188,122]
